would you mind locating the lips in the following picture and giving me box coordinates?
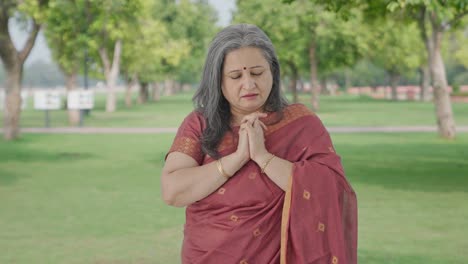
[242,93,258,98]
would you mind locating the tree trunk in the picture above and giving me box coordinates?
[419,64,431,101]
[174,82,181,94]
[344,68,351,92]
[418,8,455,138]
[65,72,80,126]
[298,79,304,93]
[182,83,192,92]
[309,41,320,111]
[281,80,287,93]
[105,74,117,112]
[164,79,174,96]
[288,62,298,103]
[125,85,132,107]
[138,82,149,104]
[430,27,456,139]
[152,82,161,102]
[320,78,327,95]
[290,76,298,104]
[99,39,122,113]
[389,72,400,101]
[3,65,22,139]
[0,15,41,140]
[125,74,137,108]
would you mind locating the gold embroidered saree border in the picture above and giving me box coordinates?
[280,171,294,264]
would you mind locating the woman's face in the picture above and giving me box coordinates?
[221,47,273,116]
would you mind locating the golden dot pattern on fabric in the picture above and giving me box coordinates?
[328,146,335,153]
[303,190,311,200]
[240,260,248,264]
[218,188,226,195]
[230,215,239,222]
[253,228,262,237]
[248,172,257,180]
[318,222,325,232]
[332,256,339,264]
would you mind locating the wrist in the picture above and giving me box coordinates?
[253,151,271,165]
[233,151,250,166]
[258,153,275,174]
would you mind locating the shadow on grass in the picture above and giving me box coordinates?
[0,145,95,186]
[0,145,95,163]
[0,168,26,186]
[339,136,468,193]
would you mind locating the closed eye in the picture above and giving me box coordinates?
[251,71,263,76]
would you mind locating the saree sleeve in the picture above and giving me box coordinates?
[166,111,205,165]
[282,114,358,264]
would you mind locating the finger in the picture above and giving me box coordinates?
[242,112,266,123]
[240,123,248,131]
[241,116,257,126]
[245,118,255,128]
[258,120,268,131]
[253,119,266,130]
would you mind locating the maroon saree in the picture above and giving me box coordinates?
[167,104,357,264]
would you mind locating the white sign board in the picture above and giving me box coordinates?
[0,90,28,110]
[68,90,94,110]
[34,90,62,110]
[21,91,28,109]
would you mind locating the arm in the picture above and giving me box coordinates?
[161,151,247,207]
[254,154,293,191]
[161,113,250,207]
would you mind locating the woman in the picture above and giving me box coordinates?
[161,24,357,264]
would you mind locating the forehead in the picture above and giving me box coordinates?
[223,47,269,71]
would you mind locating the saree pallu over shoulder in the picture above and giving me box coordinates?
[279,105,358,264]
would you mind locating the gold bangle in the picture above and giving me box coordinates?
[216,158,231,179]
[261,154,275,174]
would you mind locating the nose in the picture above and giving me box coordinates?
[241,74,255,90]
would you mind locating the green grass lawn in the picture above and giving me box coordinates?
[9,91,468,128]
[1,133,467,263]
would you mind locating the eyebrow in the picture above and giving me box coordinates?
[226,65,265,74]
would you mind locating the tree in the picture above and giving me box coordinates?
[404,1,467,138]
[44,0,88,125]
[151,0,214,96]
[0,0,49,140]
[170,0,219,87]
[304,0,468,138]
[367,19,422,100]
[85,0,142,112]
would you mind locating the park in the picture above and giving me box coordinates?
[1,0,468,263]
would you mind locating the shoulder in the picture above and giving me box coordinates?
[179,110,207,134]
[282,104,325,133]
[266,103,323,136]
[283,103,314,117]
[282,103,321,125]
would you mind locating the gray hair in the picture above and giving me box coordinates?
[193,24,288,159]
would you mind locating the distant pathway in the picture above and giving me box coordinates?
[4,126,468,134]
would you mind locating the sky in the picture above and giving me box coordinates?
[9,0,236,66]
